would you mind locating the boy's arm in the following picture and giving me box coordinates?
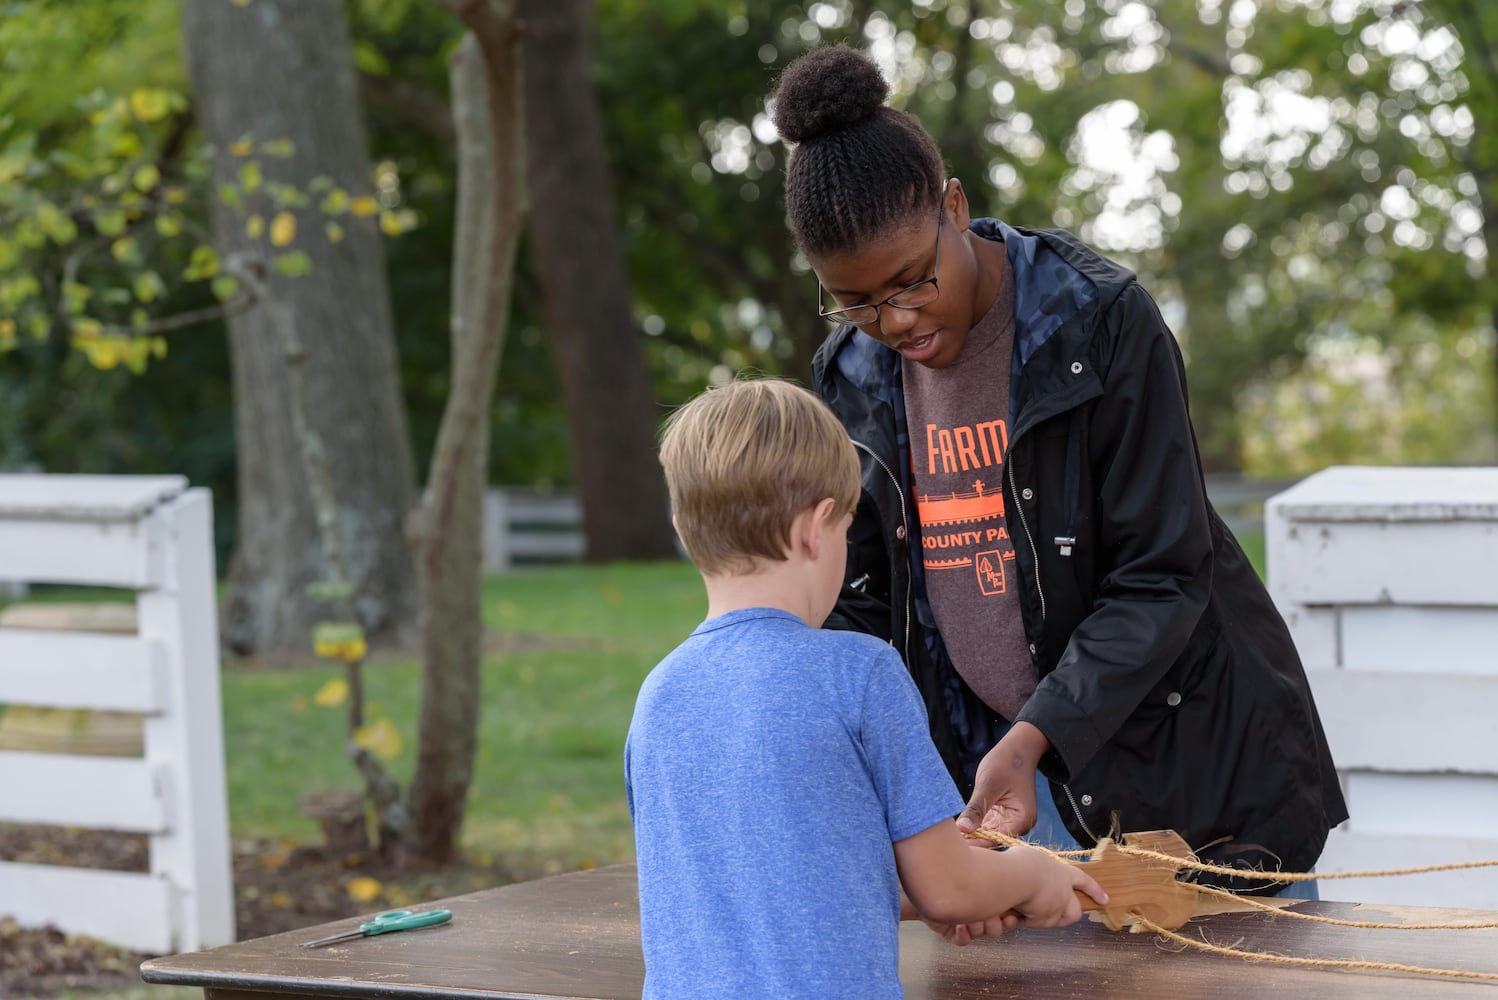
[895,820,1108,927]
[901,884,1019,945]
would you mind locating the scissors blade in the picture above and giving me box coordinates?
[300,927,366,949]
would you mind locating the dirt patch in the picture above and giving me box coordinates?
[0,823,537,999]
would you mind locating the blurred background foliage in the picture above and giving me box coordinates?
[2,0,1495,566]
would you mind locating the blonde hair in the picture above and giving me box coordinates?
[659,377,861,575]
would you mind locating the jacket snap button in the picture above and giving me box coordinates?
[1167,691,1182,707]
[1021,488,1034,501]
[1080,794,1093,806]
[895,525,907,540]
[1028,643,1037,655]
[1070,361,1083,374]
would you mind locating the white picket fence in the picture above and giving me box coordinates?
[0,474,235,953]
[1267,466,1498,909]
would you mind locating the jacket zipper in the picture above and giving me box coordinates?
[1009,454,1100,844]
[853,439,912,665]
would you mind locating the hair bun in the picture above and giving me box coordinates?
[771,44,889,144]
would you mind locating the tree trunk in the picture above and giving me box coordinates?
[520,0,676,561]
[406,18,525,864]
[182,0,418,658]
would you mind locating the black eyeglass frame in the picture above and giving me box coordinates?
[816,203,945,327]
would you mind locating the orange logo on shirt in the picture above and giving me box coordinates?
[975,549,1015,594]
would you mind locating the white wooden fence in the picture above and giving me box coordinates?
[483,488,585,572]
[1267,466,1498,908]
[0,474,235,953]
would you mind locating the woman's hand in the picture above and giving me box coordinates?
[956,722,1050,838]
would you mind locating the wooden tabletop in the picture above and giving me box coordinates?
[141,864,1498,999]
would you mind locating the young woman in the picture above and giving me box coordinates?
[771,43,1347,893]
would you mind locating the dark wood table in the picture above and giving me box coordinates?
[141,864,1498,998]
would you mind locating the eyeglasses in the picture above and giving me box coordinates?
[818,203,944,327]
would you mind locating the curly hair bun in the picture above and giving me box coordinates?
[771,44,889,144]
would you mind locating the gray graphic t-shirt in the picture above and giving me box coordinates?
[902,253,1036,721]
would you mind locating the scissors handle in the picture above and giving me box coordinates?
[301,908,452,948]
[362,908,453,936]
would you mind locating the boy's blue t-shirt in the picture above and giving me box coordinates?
[625,607,963,1000]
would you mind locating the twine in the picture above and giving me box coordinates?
[965,828,1498,885]
[962,827,1498,981]
[1134,914,1498,982]
[1189,883,1498,931]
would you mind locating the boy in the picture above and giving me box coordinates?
[626,377,1105,999]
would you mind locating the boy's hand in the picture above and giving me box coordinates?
[920,911,1020,945]
[1005,845,1109,929]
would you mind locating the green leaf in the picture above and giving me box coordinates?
[132,163,160,191]
[218,183,241,210]
[272,250,312,277]
[132,270,165,304]
[155,214,182,238]
[259,138,296,158]
[305,580,356,601]
[239,160,262,193]
[62,282,92,314]
[211,275,240,302]
[184,244,220,281]
[93,208,127,238]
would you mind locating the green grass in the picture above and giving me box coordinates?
[224,560,704,869]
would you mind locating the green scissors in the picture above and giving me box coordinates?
[300,908,453,948]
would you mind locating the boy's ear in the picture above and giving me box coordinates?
[803,497,839,561]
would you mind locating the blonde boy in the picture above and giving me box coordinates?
[625,377,1104,1000]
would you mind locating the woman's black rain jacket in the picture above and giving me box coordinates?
[811,220,1348,889]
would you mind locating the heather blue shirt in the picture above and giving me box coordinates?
[625,607,963,999]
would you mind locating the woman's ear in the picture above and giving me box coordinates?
[945,177,972,232]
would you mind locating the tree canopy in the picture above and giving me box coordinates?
[3,0,1494,529]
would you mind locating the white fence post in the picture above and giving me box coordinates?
[1266,466,1498,909]
[0,474,235,953]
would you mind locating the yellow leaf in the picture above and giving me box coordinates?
[290,695,308,713]
[128,88,171,123]
[111,236,138,262]
[229,140,253,156]
[245,214,264,239]
[346,876,382,903]
[155,214,182,237]
[324,221,344,244]
[378,211,402,236]
[0,319,16,351]
[312,677,349,708]
[320,188,349,215]
[314,633,366,663]
[269,211,297,247]
[349,196,378,217]
[269,891,293,908]
[353,718,402,760]
[163,186,188,205]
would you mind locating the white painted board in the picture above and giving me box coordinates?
[0,860,175,953]
[1307,670,1498,773]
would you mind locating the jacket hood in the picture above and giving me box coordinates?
[812,221,1137,393]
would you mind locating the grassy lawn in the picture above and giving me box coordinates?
[224,560,706,870]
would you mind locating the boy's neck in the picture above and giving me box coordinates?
[701,560,818,628]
